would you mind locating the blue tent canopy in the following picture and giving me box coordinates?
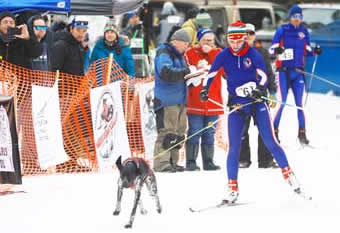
[0,0,70,13]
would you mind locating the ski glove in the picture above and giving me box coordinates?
[274,47,284,55]
[250,85,267,101]
[314,45,322,55]
[200,87,209,102]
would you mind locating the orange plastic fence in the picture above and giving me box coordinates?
[0,58,227,176]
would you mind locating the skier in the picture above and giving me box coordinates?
[200,20,308,203]
[269,5,322,145]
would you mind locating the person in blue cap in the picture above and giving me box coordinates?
[269,5,322,145]
[51,16,89,75]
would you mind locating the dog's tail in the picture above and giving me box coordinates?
[116,156,122,170]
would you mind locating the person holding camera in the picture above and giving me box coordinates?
[0,11,42,69]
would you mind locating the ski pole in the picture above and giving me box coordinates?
[304,55,318,105]
[208,98,225,109]
[296,69,340,89]
[261,96,304,110]
[154,99,260,160]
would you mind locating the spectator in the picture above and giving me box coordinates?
[182,8,212,46]
[90,20,135,84]
[195,9,213,29]
[0,10,42,69]
[153,29,191,172]
[122,10,149,55]
[239,23,278,169]
[181,8,199,46]
[184,28,223,171]
[27,14,53,71]
[158,2,182,45]
[51,16,88,75]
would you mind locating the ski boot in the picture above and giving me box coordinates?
[298,129,309,145]
[282,166,311,199]
[282,167,301,193]
[223,179,239,204]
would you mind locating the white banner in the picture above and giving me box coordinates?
[32,82,69,169]
[0,106,14,172]
[138,82,157,162]
[90,81,131,171]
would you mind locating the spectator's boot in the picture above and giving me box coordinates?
[201,144,220,171]
[239,160,251,168]
[298,129,309,145]
[170,150,184,172]
[185,143,200,171]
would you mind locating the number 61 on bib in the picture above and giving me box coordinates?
[235,82,256,97]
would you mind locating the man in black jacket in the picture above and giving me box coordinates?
[0,11,42,69]
[51,16,88,76]
[239,23,278,169]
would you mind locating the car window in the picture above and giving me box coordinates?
[302,8,340,29]
[274,7,288,25]
[206,8,228,32]
[239,8,272,30]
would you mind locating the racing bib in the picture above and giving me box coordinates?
[130,38,143,48]
[235,82,256,97]
[278,48,294,61]
[167,15,181,24]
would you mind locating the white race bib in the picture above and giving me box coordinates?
[167,15,181,24]
[130,38,143,48]
[235,82,256,97]
[278,48,294,61]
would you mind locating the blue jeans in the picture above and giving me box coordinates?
[187,114,218,145]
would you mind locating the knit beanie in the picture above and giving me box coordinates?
[227,20,246,41]
[289,5,302,18]
[197,28,214,41]
[170,28,191,43]
[196,12,213,28]
[0,11,15,23]
[104,20,118,34]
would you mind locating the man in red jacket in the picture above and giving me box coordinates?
[184,28,224,171]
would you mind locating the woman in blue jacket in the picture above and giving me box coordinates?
[90,20,135,84]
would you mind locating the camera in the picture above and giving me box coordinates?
[8,27,22,36]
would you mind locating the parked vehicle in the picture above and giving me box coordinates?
[299,3,340,31]
[146,0,287,48]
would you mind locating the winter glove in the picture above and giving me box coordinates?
[200,87,209,102]
[250,85,267,101]
[162,133,178,150]
[267,93,277,108]
[314,45,322,55]
[274,47,284,55]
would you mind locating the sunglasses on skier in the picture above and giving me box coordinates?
[291,13,303,20]
[34,25,48,30]
[246,31,255,36]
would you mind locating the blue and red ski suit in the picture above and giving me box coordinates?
[205,43,289,180]
[269,23,314,130]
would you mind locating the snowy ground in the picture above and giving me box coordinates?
[1,92,340,233]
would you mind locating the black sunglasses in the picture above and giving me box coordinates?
[247,31,255,35]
